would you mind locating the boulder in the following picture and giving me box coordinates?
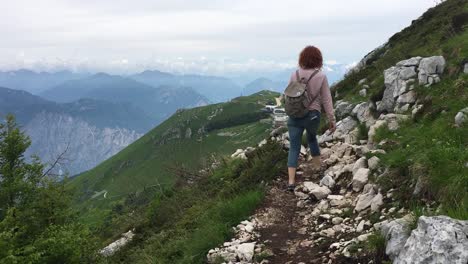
[370,193,384,212]
[380,217,412,260]
[352,102,374,126]
[335,101,355,119]
[352,168,370,192]
[237,242,256,262]
[455,107,468,126]
[368,156,380,170]
[319,117,358,143]
[394,216,468,264]
[354,184,377,212]
[396,57,422,67]
[352,157,368,175]
[320,175,336,189]
[358,78,367,85]
[100,230,135,256]
[398,66,417,80]
[359,89,367,97]
[303,182,331,200]
[418,56,446,85]
[464,63,468,74]
[396,90,417,104]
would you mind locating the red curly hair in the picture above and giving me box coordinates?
[299,46,323,69]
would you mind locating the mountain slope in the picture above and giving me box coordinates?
[0,87,155,175]
[329,0,468,216]
[68,91,278,225]
[41,73,209,123]
[131,70,243,102]
[91,1,467,263]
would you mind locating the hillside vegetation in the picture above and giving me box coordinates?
[68,90,278,229]
[333,0,468,218]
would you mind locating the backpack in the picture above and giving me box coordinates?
[284,70,319,118]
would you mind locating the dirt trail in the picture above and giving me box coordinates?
[253,164,327,264]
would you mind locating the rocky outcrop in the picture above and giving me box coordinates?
[391,216,468,264]
[378,56,445,113]
[100,230,135,257]
[455,107,468,126]
[334,100,354,119]
[25,112,141,176]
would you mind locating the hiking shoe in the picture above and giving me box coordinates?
[286,184,296,192]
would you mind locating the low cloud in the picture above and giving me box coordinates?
[0,0,436,75]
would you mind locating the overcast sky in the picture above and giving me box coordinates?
[1,0,437,75]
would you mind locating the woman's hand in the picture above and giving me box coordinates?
[329,121,336,133]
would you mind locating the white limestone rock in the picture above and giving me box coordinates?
[100,230,135,257]
[320,175,336,189]
[352,157,368,175]
[370,193,384,212]
[396,57,422,67]
[396,90,417,104]
[352,102,375,127]
[394,216,468,264]
[454,107,468,126]
[352,168,370,192]
[380,217,412,261]
[237,242,256,262]
[359,89,367,97]
[335,100,355,119]
[418,56,446,85]
[368,156,380,170]
[354,184,377,212]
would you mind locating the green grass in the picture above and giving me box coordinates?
[106,140,287,264]
[67,91,279,229]
[330,0,468,220]
[373,75,468,219]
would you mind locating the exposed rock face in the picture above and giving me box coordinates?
[380,217,412,260]
[394,216,468,264]
[352,102,375,127]
[25,112,141,176]
[352,168,369,192]
[379,56,445,113]
[319,116,358,143]
[418,56,446,85]
[100,230,135,257]
[335,100,354,119]
[455,107,468,126]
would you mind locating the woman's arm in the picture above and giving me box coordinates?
[320,76,336,129]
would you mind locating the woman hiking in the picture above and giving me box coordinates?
[284,45,336,192]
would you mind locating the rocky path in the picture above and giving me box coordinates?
[207,56,468,264]
[208,138,401,264]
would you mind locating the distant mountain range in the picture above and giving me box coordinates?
[0,66,348,175]
[40,73,209,123]
[0,69,88,94]
[131,70,243,102]
[0,86,154,175]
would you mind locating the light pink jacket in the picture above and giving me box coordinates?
[289,68,335,122]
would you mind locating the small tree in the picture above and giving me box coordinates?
[0,114,98,263]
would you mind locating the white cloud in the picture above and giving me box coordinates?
[0,0,437,75]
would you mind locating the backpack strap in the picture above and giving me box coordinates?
[305,70,320,107]
[295,70,300,82]
[306,70,319,83]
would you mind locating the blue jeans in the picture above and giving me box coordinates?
[287,110,321,168]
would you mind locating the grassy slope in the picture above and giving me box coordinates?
[333,0,468,218]
[68,90,278,227]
